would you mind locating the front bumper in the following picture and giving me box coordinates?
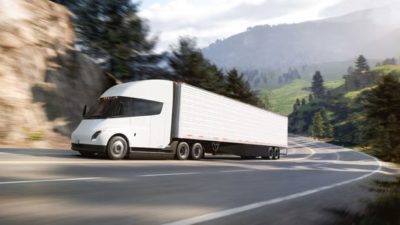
[71,143,106,154]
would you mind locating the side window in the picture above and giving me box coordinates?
[121,97,163,117]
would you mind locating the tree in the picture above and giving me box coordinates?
[68,0,160,80]
[308,94,314,102]
[168,37,226,94]
[226,69,261,106]
[311,112,325,139]
[361,74,400,161]
[311,71,325,98]
[293,98,301,112]
[301,98,306,106]
[259,91,272,110]
[168,38,261,107]
[320,109,334,138]
[354,55,370,75]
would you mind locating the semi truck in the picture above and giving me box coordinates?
[71,80,288,160]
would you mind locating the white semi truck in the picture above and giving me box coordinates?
[71,80,288,160]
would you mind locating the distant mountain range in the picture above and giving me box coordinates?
[203,3,400,85]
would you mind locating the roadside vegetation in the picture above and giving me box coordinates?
[327,177,400,225]
[288,55,400,163]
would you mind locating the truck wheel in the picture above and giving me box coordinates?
[106,136,128,160]
[272,148,279,160]
[176,142,190,160]
[262,147,273,160]
[277,148,281,159]
[190,143,204,160]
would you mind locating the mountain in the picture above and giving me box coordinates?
[203,3,400,84]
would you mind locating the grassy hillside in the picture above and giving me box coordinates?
[344,65,400,100]
[264,79,344,115]
[262,79,309,115]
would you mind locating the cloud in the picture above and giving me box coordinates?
[139,0,390,52]
[319,0,398,17]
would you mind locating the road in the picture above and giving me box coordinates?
[0,136,398,225]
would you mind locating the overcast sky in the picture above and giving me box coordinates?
[138,0,397,52]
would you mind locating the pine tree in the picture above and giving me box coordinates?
[354,55,370,75]
[168,38,261,107]
[308,94,314,102]
[311,112,325,139]
[301,98,306,106]
[293,98,301,112]
[66,0,161,80]
[311,71,325,98]
[168,38,222,92]
[226,69,261,106]
[362,74,400,161]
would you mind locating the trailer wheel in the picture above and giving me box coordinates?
[106,136,128,160]
[262,147,271,160]
[176,142,190,160]
[277,148,281,159]
[190,143,204,160]
[272,148,279,160]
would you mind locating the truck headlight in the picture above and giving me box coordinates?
[91,131,102,141]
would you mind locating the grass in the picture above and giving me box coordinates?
[325,79,345,89]
[262,79,310,115]
[327,177,400,225]
[262,78,344,116]
[373,65,400,77]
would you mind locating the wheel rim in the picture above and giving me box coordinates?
[193,145,201,158]
[111,140,124,156]
[179,145,188,157]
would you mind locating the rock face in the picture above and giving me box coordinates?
[0,0,115,148]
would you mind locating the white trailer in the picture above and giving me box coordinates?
[71,80,288,160]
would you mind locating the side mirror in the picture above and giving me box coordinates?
[82,105,87,117]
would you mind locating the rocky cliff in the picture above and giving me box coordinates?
[0,0,115,148]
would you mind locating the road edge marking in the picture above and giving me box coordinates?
[0,177,101,185]
[162,144,382,225]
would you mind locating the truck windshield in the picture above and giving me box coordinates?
[84,96,163,119]
[84,97,121,119]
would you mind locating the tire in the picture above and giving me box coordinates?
[262,147,271,159]
[272,148,279,160]
[79,151,94,158]
[276,148,281,159]
[176,142,190,160]
[190,143,204,160]
[106,136,128,160]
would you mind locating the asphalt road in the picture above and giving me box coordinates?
[0,136,398,225]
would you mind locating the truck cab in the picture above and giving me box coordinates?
[71,80,174,159]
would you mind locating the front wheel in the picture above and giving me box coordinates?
[176,142,190,160]
[106,136,128,160]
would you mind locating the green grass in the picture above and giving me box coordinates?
[262,78,344,116]
[325,79,345,89]
[262,79,310,115]
[373,65,400,77]
[343,65,400,100]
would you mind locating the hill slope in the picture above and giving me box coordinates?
[203,4,400,75]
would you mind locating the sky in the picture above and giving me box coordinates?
[138,0,398,52]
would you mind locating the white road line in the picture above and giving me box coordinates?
[163,146,382,225]
[280,145,316,162]
[139,172,200,177]
[219,169,254,173]
[0,177,100,185]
